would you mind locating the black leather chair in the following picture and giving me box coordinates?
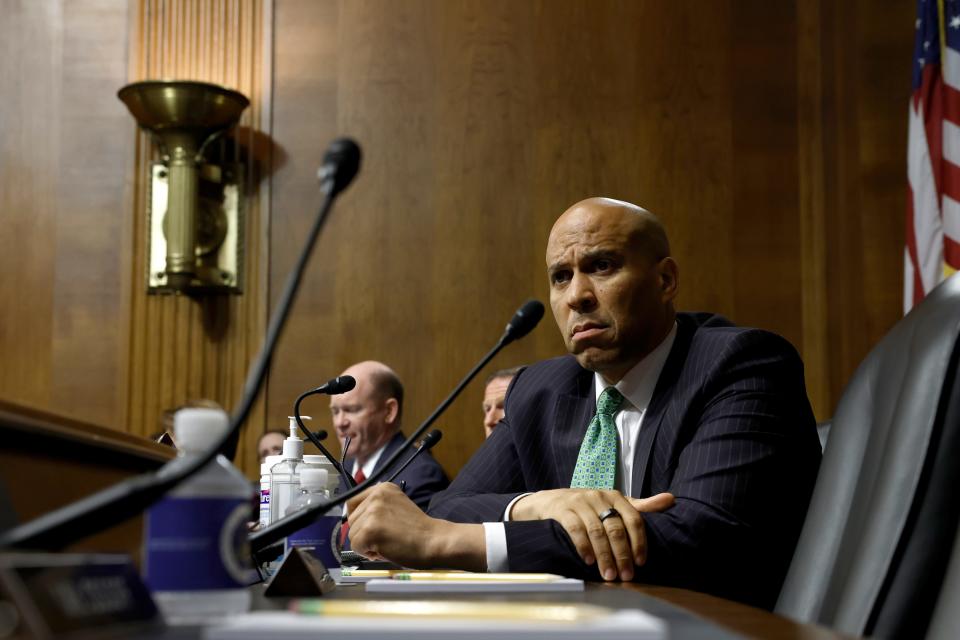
[775,274,960,638]
[925,491,960,640]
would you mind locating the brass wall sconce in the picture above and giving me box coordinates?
[118,80,249,294]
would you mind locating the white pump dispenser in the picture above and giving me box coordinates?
[268,415,310,524]
[281,415,306,459]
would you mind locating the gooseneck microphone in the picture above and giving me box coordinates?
[502,299,546,345]
[250,299,545,553]
[0,138,363,551]
[385,429,442,484]
[318,138,362,197]
[293,376,357,489]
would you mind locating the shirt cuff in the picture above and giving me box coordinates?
[482,522,509,573]
[503,492,533,522]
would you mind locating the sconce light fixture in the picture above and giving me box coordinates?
[118,80,249,294]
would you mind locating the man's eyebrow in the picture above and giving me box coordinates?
[580,248,620,261]
[546,258,569,274]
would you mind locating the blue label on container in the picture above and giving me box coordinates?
[144,496,254,591]
[285,515,341,569]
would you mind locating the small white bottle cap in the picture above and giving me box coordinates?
[299,468,329,491]
[260,454,284,477]
[174,408,229,453]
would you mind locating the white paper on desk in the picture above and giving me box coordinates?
[204,609,665,640]
[365,577,584,593]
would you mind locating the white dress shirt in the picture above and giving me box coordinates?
[483,323,678,572]
[349,441,387,481]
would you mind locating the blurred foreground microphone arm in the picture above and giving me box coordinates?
[293,376,357,488]
[250,299,545,553]
[0,138,362,551]
[385,429,442,484]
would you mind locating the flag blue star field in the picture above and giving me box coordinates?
[906,0,960,312]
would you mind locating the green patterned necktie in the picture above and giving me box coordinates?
[570,386,624,489]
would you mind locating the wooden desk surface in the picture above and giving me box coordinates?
[291,579,854,640]
[0,399,175,560]
[624,585,855,640]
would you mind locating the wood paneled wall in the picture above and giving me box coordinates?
[0,1,273,478]
[1,0,913,482]
[0,0,133,428]
[124,0,271,472]
[264,0,912,478]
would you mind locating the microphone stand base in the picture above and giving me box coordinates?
[263,548,336,598]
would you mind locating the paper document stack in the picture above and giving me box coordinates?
[204,599,666,640]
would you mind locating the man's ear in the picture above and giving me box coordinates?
[384,397,399,426]
[658,257,679,302]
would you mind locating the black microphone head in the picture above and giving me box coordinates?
[322,375,356,395]
[502,299,545,344]
[317,137,362,196]
[312,429,328,441]
[420,429,442,450]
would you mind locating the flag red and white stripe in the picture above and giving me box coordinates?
[906,0,960,313]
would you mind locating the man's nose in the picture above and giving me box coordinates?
[566,272,597,312]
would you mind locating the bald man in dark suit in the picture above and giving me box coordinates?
[344,198,821,610]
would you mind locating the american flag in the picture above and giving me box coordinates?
[907,0,960,312]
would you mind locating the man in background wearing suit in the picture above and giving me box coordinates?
[344,198,821,609]
[481,366,523,438]
[331,360,448,510]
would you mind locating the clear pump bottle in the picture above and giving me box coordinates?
[268,416,308,523]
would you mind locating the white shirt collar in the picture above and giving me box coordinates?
[594,322,678,411]
[353,439,388,479]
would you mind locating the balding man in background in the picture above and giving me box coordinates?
[331,360,448,510]
[482,366,523,438]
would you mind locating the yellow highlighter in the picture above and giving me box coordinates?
[391,571,566,582]
[339,568,469,578]
[293,599,611,623]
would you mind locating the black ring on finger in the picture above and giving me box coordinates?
[599,507,621,523]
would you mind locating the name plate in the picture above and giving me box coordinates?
[0,552,162,639]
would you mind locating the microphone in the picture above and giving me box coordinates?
[385,429,442,484]
[421,429,443,450]
[250,299,545,553]
[502,299,545,345]
[0,138,363,551]
[317,138,361,197]
[293,377,357,489]
[316,375,356,395]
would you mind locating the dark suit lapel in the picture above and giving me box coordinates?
[372,431,406,476]
[632,316,696,495]
[552,368,595,486]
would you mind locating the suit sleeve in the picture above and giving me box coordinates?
[398,453,450,511]
[427,413,528,522]
[505,332,821,609]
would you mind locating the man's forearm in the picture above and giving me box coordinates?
[427,521,487,572]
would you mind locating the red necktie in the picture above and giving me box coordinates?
[339,467,367,547]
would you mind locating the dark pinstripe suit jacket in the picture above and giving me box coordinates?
[428,312,821,609]
[340,431,449,511]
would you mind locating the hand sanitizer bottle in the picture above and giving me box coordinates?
[268,416,307,524]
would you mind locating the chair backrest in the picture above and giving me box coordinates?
[925,404,960,640]
[775,274,960,637]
